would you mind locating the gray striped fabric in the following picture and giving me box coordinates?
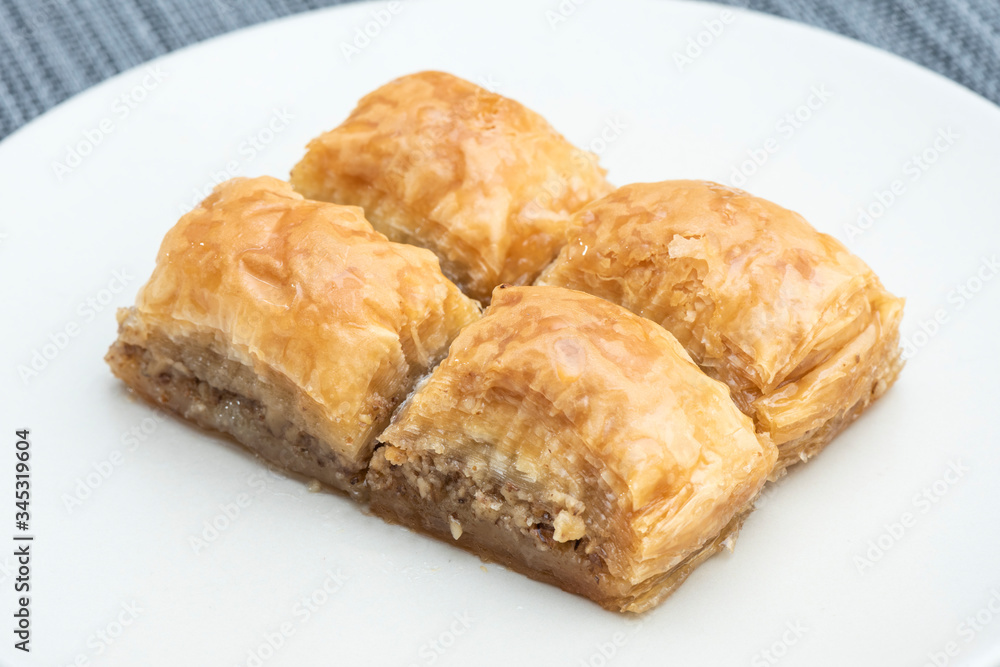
[1,0,999,140]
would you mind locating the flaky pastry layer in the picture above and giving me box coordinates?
[106,176,479,493]
[537,180,904,466]
[290,71,613,302]
[107,318,371,497]
[371,286,776,608]
[369,445,755,612]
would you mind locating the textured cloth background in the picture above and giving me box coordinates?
[1,0,999,140]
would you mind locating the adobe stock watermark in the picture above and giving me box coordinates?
[3,0,73,67]
[578,116,629,161]
[405,611,475,667]
[545,0,590,30]
[340,1,404,62]
[61,409,167,514]
[188,467,285,554]
[51,66,168,180]
[61,600,144,667]
[853,460,968,574]
[523,115,628,220]
[0,554,23,587]
[728,85,833,187]
[208,0,242,14]
[751,620,809,667]
[921,588,1000,667]
[576,619,644,667]
[22,0,73,32]
[177,108,294,215]
[383,74,502,180]
[751,474,789,511]
[843,127,959,242]
[902,254,999,361]
[673,9,737,71]
[236,568,349,667]
[17,269,135,385]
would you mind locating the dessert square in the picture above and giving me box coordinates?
[290,71,613,302]
[537,180,904,469]
[106,176,480,497]
[368,285,776,611]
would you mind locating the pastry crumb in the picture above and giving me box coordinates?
[553,509,586,542]
[307,479,322,493]
[384,445,407,466]
[449,516,463,540]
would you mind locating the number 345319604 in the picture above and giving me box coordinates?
[15,430,30,528]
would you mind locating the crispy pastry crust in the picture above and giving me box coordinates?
[369,446,754,612]
[105,176,480,494]
[536,181,904,469]
[106,325,372,496]
[369,286,776,610]
[290,71,613,302]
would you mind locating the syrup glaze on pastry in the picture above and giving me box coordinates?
[369,285,776,611]
[537,180,904,468]
[290,71,613,302]
[106,176,480,496]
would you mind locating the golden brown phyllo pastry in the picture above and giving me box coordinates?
[537,180,904,470]
[105,176,480,497]
[105,72,908,614]
[368,285,777,612]
[290,71,613,302]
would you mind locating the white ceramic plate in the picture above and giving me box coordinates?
[2,1,999,665]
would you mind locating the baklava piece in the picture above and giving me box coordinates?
[105,176,480,497]
[290,71,613,302]
[537,180,904,470]
[369,286,776,612]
